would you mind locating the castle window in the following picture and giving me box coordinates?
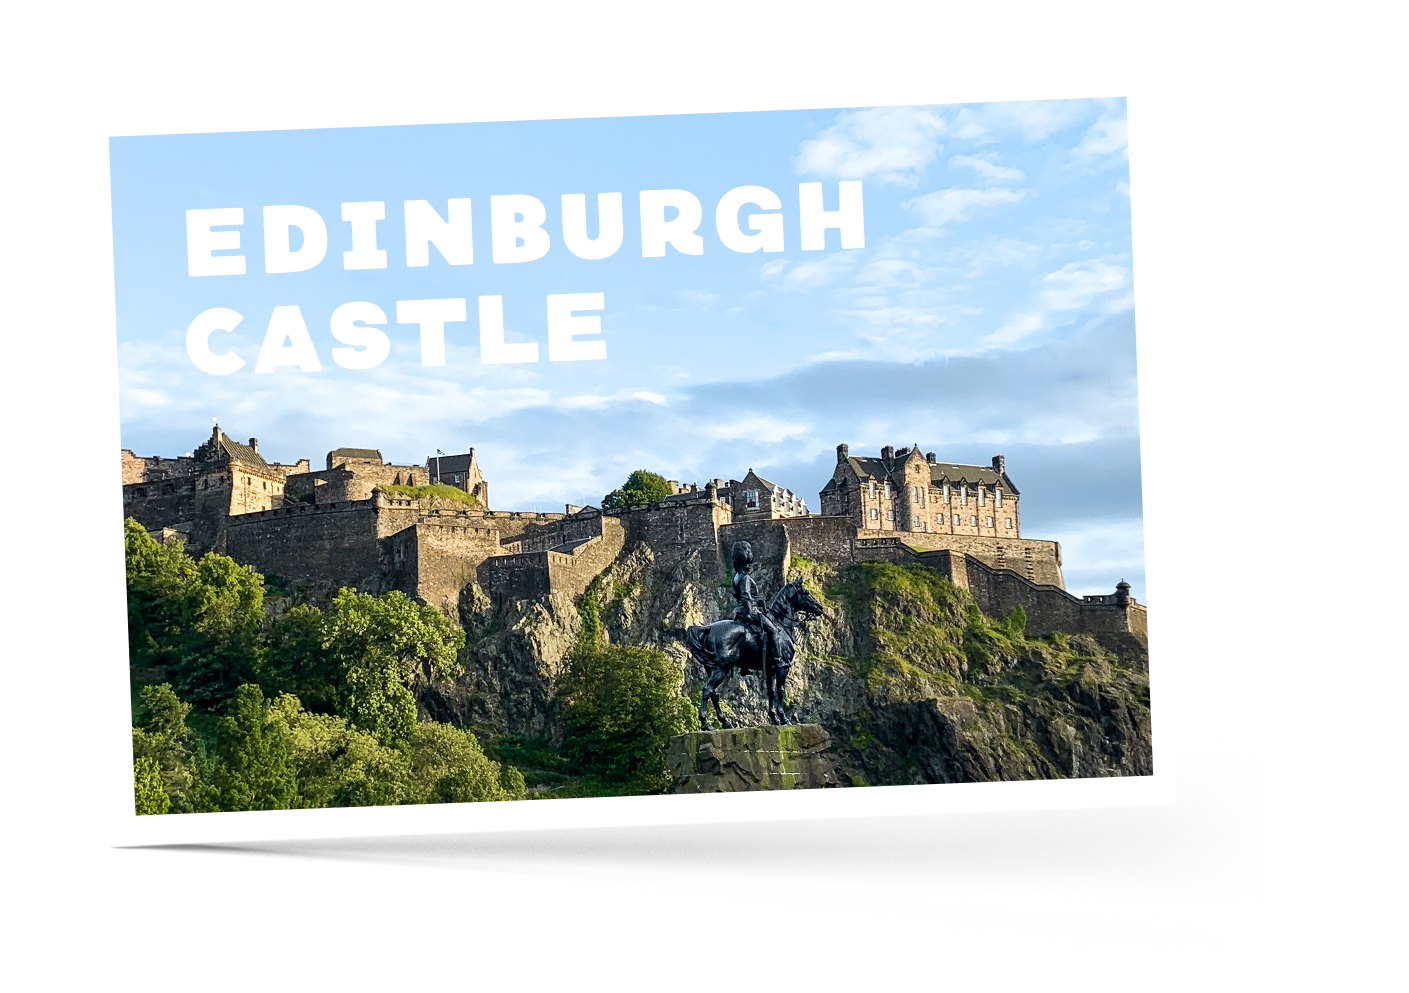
[868,482,877,499]
[883,483,891,500]
[996,489,1003,507]
[1005,518,1012,530]
[942,483,949,503]
[960,485,967,506]
[952,514,959,525]
[887,509,895,521]
[978,488,985,506]
[970,515,978,526]
[869,508,878,520]
[986,516,994,527]
[918,521,927,532]
[745,489,760,510]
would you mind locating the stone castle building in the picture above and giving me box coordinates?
[119,427,1145,640]
[820,444,1018,538]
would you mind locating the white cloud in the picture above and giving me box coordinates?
[949,153,1025,184]
[904,187,1026,231]
[952,100,1096,144]
[984,311,1046,346]
[794,106,946,185]
[725,306,744,317]
[679,289,717,306]
[763,251,862,290]
[1040,260,1129,311]
[701,416,809,443]
[1070,118,1128,166]
[976,259,1132,350]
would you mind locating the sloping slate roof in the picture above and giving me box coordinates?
[743,469,778,492]
[929,463,1003,486]
[841,455,1014,491]
[428,453,474,474]
[330,447,382,461]
[220,436,272,472]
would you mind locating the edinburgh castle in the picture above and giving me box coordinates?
[122,424,1145,640]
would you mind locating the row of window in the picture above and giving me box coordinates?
[865,481,1004,507]
[866,509,1014,529]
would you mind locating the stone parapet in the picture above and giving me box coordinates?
[667,725,840,793]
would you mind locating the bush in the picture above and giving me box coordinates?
[556,643,693,793]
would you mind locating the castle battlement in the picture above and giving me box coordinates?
[123,427,1138,640]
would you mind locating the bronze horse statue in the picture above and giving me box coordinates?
[684,578,825,730]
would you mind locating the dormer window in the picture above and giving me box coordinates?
[745,489,760,509]
[942,483,949,503]
[960,485,968,506]
[978,487,985,507]
[996,488,1003,507]
[883,483,891,500]
[868,481,877,499]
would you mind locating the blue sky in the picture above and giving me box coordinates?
[111,98,1142,598]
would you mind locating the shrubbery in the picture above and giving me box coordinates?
[556,641,694,794]
[125,518,514,814]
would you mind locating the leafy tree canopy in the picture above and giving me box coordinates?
[262,587,465,749]
[124,519,264,708]
[556,643,693,793]
[601,470,673,511]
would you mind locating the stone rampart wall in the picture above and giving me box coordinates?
[503,510,607,553]
[958,555,1143,638]
[224,500,387,591]
[614,498,730,579]
[480,517,626,604]
[398,523,503,612]
[122,450,199,485]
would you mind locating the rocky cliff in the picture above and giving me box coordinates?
[415,539,1152,787]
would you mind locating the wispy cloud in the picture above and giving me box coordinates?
[979,259,1131,348]
[1040,260,1130,311]
[794,106,946,185]
[903,187,1027,232]
[952,100,1099,144]
[1070,118,1128,167]
[949,153,1025,184]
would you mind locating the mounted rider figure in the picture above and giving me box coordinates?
[729,541,783,684]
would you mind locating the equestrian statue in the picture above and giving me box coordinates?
[684,540,825,730]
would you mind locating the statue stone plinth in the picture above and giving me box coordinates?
[667,724,840,793]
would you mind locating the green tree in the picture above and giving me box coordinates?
[131,682,221,813]
[213,684,299,811]
[124,519,265,708]
[260,588,465,749]
[263,603,341,713]
[601,470,673,510]
[411,721,523,803]
[319,588,465,748]
[267,693,412,808]
[133,756,169,815]
[556,643,693,793]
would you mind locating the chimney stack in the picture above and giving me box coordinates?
[926,452,936,463]
[837,443,849,463]
[881,445,895,462]
[249,437,259,455]
[992,454,1006,475]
